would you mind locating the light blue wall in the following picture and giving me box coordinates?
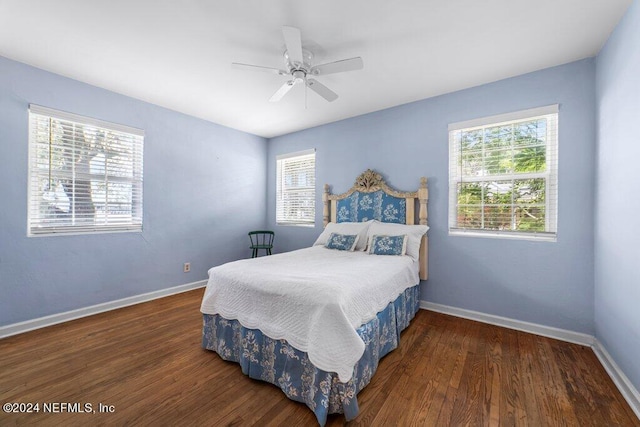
[595,0,640,392]
[0,56,267,326]
[267,59,596,334]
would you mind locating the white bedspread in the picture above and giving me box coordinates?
[200,246,419,382]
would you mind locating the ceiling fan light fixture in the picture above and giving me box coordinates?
[292,70,306,83]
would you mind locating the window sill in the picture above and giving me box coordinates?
[449,229,556,242]
[276,223,315,228]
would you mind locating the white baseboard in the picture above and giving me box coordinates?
[0,280,207,339]
[420,300,640,421]
[592,340,640,420]
[420,301,595,346]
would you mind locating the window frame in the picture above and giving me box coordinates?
[27,105,144,236]
[276,149,316,227]
[448,105,558,242]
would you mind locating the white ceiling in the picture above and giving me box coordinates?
[0,1,631,138]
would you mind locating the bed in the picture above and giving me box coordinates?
[201,169,429,425]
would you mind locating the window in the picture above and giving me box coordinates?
[448,105,558,241]
[28,105,144,235]
[276,149,316,226]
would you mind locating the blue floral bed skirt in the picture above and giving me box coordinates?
[201,284,420,426]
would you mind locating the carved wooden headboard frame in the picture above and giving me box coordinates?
[322,169,429,280]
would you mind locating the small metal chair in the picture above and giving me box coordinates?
[248,230,274,258]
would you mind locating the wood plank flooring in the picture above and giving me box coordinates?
[1,289,638,426]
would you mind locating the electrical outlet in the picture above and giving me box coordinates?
[183,262,191,273]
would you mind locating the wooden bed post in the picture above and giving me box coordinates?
[418,177,428,226]
[323,184,330,228]
[418,177,429,281]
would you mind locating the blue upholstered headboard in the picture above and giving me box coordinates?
[335,190,406,224]
[323,169,429,279]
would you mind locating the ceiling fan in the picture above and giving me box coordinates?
[232,26,363,103]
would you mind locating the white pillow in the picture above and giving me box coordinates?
[314,221,372,251]
[366,221,429,260]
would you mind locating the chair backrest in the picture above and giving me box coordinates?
[248,230,274,247]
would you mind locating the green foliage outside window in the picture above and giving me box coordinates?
[456,119,548,232]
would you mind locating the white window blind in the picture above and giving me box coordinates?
[276,149,316,226]
[448,105,558,241]
[28,105,144,236]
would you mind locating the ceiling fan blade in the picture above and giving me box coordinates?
[269,80,296,102]
[306,78,338,102]
[311,57,363,76]
[232,62,287,75]
[282,26,304,65]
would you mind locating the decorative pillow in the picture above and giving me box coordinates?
[313,221,372,251]
[325,233,359,251]
[366,221,429,261]
[368,234,408,256]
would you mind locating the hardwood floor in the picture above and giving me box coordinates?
[1,289,637,426]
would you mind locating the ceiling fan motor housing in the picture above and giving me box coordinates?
[284,49,313,73]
